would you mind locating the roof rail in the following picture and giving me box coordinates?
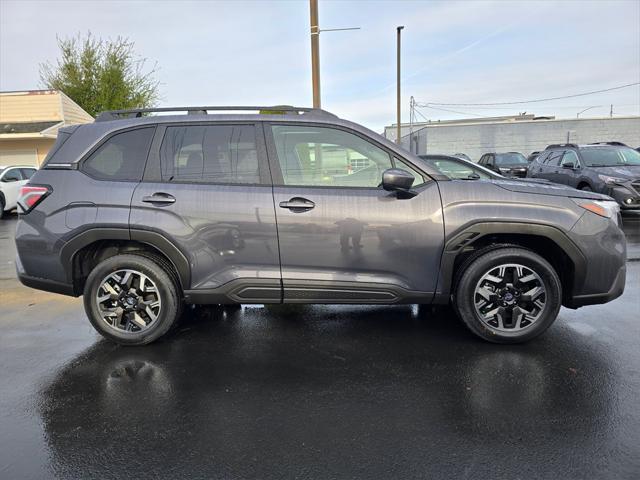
[587,141,628,147]
[545,143,578,150]
[95,105,338,122]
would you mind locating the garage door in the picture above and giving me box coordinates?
[0,150,38,166]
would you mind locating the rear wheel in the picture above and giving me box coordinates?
[83,254,182,345]
[579,184,592,192]
[454,247,561,343]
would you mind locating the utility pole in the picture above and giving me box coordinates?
[396,26,404,144]
[310,0,321,108]
[308,0,359,109]
[610,104,613,118]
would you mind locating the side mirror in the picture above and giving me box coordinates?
[381,168,416,198]
[562,162,576,169]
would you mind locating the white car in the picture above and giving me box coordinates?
[0,165,37,219]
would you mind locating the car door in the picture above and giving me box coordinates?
[130,122,281,301]
[484,154,499,174]
[557,150,580,186]
[265,122,444,303]
[0,167,24,209]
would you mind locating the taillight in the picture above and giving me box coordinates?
[17,185,50,214]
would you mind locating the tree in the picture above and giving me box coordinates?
[40,33,160,117]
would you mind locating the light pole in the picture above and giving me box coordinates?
[396,26,404,144]
[309,0,360,109]
[577,106,598,118]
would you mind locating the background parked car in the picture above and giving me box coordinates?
[527,142,640,209]
[478,152,529,178]
[0,165,37,219]
[453,153,472,162]
[527,151,541,163]
[419,154,551,184]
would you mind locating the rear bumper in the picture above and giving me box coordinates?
[17,271,76,296]
[16,254,75,296]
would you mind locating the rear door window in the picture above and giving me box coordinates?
[160,125,261,184]
[82,127,155,181]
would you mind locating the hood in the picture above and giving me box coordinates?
[588,165,640,179]
[491,179,611,200]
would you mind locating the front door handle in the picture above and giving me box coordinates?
[142,193,176,205]
[279,197,315,212]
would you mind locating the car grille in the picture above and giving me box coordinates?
[511,168,528,178]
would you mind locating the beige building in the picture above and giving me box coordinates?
[0,90,94,166]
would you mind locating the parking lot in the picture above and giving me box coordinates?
[0,212,639,479]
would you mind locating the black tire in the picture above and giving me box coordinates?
[579,184,593,192]
[0,197,5,219]
[83,253,182,345]
[454,247,561,344]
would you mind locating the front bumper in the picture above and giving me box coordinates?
[564,264,626,308]
[606,184,640,209]
[565,210,627,308]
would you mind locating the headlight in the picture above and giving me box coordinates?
[572,198,620,224]
[498,167,511,173]
[598,174,627,186]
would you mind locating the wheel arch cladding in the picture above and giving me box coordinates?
[437,222,586,305]
[61,228,190,294]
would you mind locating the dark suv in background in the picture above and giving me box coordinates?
[527,142,640,209]
[478,152,529,178]
[14,106,626,346]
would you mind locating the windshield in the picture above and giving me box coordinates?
[580,147,640,167]
[427,158,492,180]
[495,153,528,165]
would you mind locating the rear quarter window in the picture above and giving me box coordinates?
[82,127,155,181]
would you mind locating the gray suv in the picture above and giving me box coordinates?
[14,106,627,345]
[527,142,640,209]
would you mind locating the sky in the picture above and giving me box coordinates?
[1,0,639,132]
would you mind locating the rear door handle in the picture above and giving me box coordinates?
[142,193,176,205]
[279,197,315,212]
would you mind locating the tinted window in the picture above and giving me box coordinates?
[20,168,36,179]
[580,147,640,166]
[83,128,154,181]
[430,158,491,180]
[160,125,260,183]
[2,168,22,182]
[271,125,393,187]
[561,150,579,167]
[393,157,426,186]
[544,151,563,166]
[495,153,527,165]
[536,151,550,164]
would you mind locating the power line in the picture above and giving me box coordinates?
[418,105,484,117]
[415,82,640,107]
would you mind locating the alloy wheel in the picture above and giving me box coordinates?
[473,263,547,332]
[96,269,162,333]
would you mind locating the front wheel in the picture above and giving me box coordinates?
[83,254,182,345]
[454,247,562,343]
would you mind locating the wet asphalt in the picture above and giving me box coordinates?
[1,212,639,480]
